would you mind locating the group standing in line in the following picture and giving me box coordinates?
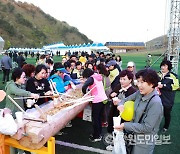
[0,50,179,154]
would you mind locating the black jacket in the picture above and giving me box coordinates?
[158,71,179,107]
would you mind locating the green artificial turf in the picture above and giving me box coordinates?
[0,53,179,154]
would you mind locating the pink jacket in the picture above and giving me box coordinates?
[89,73,108,103]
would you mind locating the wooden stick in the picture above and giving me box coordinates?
[59,97,94,107]
[79,95,94,101]
[78,97,94,103]
[49,80,55,95]
[72,98,94,107]
[49,79,63,102]
[13,95,55,100]
[50,79,59,94]
[24,117,46,123]
[59,93,76,98]
[7,95,26,113]
[82,85,96,98]
[34,104,47,122]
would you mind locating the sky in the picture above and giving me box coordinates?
[16,0,169,43]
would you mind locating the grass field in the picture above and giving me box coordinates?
[0,51,179,154]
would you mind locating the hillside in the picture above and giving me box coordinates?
[0,0,92,49]
[146,35,168,49]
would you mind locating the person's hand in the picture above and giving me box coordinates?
[113,100,120,106]
[44,91,53,96]
[31,93,39,99]
[64,86,69,90]
[155,87,161,95]
[70,82,76,90]
[110,92,117,97]
[114,123,124,131]
[79,78,85,83]
[117,105,124,113]
[157,82,163,89]
[112,97,120,106]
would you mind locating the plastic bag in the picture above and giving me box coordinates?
[0,110,17,136]
[112,130,127,154]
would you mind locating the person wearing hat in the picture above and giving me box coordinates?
[106,60,120,90]
[49,63,74,128]
[63,61,81,85]
[48,62,72,93]
[127,61,137,85]
[127,61,136,75]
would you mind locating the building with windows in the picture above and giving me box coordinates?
[105,42,145,53]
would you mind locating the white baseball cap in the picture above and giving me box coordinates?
[127,61,134,67]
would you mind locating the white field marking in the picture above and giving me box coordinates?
[56,140,111,154]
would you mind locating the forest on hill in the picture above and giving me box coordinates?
[0,0,92,49]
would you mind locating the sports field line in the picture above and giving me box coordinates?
[56,140,111,154]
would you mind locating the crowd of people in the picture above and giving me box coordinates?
[0,50,179,154]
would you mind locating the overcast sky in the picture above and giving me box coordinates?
[16,0,169,43]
